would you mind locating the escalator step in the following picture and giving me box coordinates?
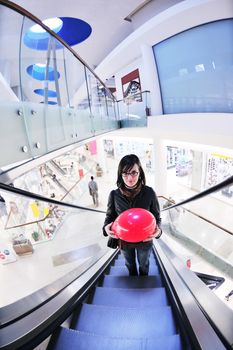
[102,275,163,288]
[114,257,157,266]
[108,265,159,276]
[144,334,183,350]
[48,327,183,350]
[74,303,176,338]
[115,254,156,260]
[92,286,168,307]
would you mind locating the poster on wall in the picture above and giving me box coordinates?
[121,69,142,102]
[103,139,114,158]
[114,138,154,171]
[205,153,233,199]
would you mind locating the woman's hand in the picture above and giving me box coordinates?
[143,226,162,241]
[105,222,117,238]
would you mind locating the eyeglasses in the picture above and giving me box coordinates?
[122,171,139,178]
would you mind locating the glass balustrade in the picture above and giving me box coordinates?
[0,186,108,308]
[117,90,151,127]
[160,197,233,281]
[0,141,111,308]
[0,3,118,171]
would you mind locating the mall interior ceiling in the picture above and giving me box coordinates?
[12,0,184,73]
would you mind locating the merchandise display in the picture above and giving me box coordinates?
[0,144,103,262]
[12,234,34,256]
[0,247,17,264]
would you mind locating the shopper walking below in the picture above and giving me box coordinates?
[88,176,99,207]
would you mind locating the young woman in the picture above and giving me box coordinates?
[103,154,162,276]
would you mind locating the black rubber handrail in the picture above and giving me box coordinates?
[160,195,233,236]
[0,250,119,349]
[161,175,233,212]
[1,239,232,349]
[154,239,233,349]
[0,181,106,214]
[1,174,233,218]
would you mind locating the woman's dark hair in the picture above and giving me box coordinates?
[117,154,146,188]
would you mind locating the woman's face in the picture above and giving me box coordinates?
[122,163,140,188]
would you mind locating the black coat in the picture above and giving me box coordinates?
[103,185,161,237]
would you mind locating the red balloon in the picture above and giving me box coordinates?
[112,208,156,242]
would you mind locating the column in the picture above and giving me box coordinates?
[140,44,163,116]
[152,137,167,197]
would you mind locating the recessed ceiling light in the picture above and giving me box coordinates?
[30,17,63,34]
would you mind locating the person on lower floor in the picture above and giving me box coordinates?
[88,176,99,207]
[103,154,162,276]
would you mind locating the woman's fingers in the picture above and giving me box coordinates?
[105,222,117,237]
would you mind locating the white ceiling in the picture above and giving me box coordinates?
[10,0,183,71]
[11,0,145,70]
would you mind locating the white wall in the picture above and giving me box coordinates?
[148,113,233,151]
[96,0,233,78]
[95,0,233,114]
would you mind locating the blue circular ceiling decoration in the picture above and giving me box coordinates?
[26,64,60,81]
[34,88,57,97]
[24,17,92,50]
[57,17,92,46]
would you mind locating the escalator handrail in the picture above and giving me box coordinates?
[0,250,118,349]
[0,181,106,213]
[1,241,232,350]
[161,174,233,214]
[154,239,233,349]
[1,175,233,218]
[160,195,233,236]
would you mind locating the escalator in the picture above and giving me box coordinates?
[44,164,70,195]
[0,2,232,348]
[0,180,233,350]
[50,160,67,176]
[47,250,183,350]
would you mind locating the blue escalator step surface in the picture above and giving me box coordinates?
[92,286,168,307]
[102,275,163,288]
[74,303,176,338]
[109,265,159,276]
[48,327,143,350]
[48,327,183,350]
[145,334,183,350]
